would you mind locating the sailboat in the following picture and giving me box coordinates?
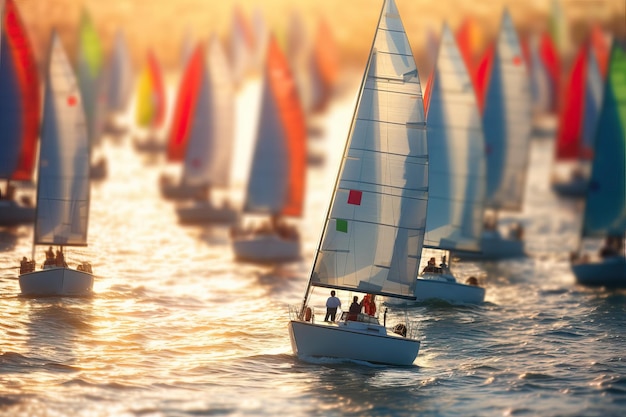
[18,32,94,297]
[132,49,167,153]
[103,28,134,135]
[175,35,238,225]
[452,9,532,261]
[412,24,487,304]
[159,43,208,200]
[0,0,39,226]
[570,41,626,288]
[551,27,609,198]
[76,8,107,180]
[288,0,427,366]
[231,35,306,263]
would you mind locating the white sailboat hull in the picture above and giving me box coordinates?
[19,267,94,296]
[288,320,420,366]
[176,201,239,225]
[453,230,525,260]
[232,234,300,263]
[414,274,485,304]
[572,257,626,288]
[0,200,35,226]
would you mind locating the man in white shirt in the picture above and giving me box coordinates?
[324,290,341,322]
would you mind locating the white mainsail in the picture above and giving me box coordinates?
[182,35,235,188]
[423,24,486,252]
[34,32,90,246]
[482,9,531,211]
[106,28,133,113]
[310,0,428,299]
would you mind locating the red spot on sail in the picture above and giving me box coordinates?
[513,55,522,65]
[347,190,362,205]
[67,95,77,106]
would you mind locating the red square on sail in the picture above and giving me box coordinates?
[347,190,362,205]
[513,56,522,66]
[67,95,77,106]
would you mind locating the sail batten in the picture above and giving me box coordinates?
[310,0,427,299]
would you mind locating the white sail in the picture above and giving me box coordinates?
[106,29,133,113]
[310,0,428,299]
[482,9,531,211]
[423,24,486,252]
[182,35,235,187]
[34,32,90,246]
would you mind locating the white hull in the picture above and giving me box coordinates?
[288,320,419,366]
[19,267,94,297]
[176,202,239,225]
[232,234,300,263]
[0,200,35,226]
[414,273,485,304]
[453,231,525,260]
[572,257,626,288]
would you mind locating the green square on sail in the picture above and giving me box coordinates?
[336,219,348,233]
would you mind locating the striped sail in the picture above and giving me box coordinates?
[34,33,90,246]
[134,50,166,129]
[310,0,428,299]
[182,35,235,188]
[528,32,560,115]
[423,24,486,253]
[581,43,626,238]
[77,8,104,146]
[244,35,306,217]
[482,9,531,211]
[106,29,133,113]
[0,0,40,181]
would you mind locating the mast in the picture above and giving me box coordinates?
[298,0,388,317]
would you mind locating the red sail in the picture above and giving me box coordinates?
[555,42,587,160]
[474,44,494,113]
[5,0,40,181]
[266,37,306,217]
[167,44,203,162]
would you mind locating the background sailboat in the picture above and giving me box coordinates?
[0,0,39,226]
[175,35,238,225]
[453,9,532,260]
[103,28,134,135]
[571,41,626,288]
[231,35,306,263]
[132,49,167,153]
[19,32,93,297]
[413,23,487,304]
[289,0,427,366]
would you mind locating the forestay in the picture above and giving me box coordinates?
[423,24,486,253]
[482,9,531,211]
[35,33,90,247]
[310,0,428,299]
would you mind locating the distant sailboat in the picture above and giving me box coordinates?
[0,0,39,226]
[175,35,239,225]
[231,35,306,263]
[132,49,167,153]
[76,8,107,180]
[159,43,208,200]
[570,41,626,288]
[413,24,487,304]
[103,28,134,135]
[288,0,427,366]
[452,9,532,260]
[228,5,255,88]
[18,32,94,297]
[551,27,609,198]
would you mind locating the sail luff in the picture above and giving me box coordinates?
[309,0,428,300]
